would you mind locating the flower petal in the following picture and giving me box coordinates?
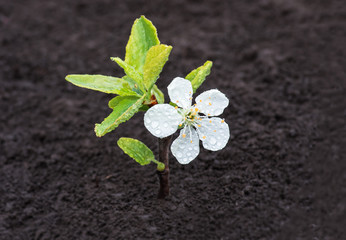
[171,125,200,164]
[197,117,230,151]
[144,104,182,138]
[167,77,193,109]
[195,89,229,116]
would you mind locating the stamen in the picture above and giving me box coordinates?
[182,134,186,138]
[208,114,211,116]
[179,124,182,127]
[175,106,178,109]
[221,119,225,123]
[176,100,179,103]
[203,136,206,139]
[199,100,202,102]
[195,108,199,112]
[209,120,212,123]
[213,130,216,132]
[209,102,212,106]
[188,126,193,143]
[198,124,201,127]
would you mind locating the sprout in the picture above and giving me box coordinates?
[65,16,229,199]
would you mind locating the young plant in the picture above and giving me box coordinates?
[65,16,230,199]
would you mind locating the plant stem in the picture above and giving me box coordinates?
[157,135,173,199]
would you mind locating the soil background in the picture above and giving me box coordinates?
[1,0,345,239]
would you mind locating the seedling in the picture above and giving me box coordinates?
[65,16,230,199]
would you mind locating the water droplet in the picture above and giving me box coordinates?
[210,137,216,145]
[152,121,159,128]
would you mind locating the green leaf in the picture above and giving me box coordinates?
[185,61,213,93]
[95,94,146,137]
[117,137,154,165]
[143,44,172,90]
[108,95,140,109]
[151,84,164,104]
[122,76,144,96]
[125,16,160,73]
[65,74,137,96]
[111,57,145,91]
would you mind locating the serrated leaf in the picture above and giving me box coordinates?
[108,95,140,109]
[95,94,146,137]
[111,57,145,91]
[125,16,160,73]
[185,61,213,93]
[65,74,138,96]
[151,84,164,104]
[143,44,172,90]
[117,137,154,165]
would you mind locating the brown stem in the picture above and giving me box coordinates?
[157,135,173,199]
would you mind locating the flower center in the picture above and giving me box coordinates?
[178,107,201,127]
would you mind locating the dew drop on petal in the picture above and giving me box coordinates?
[210,137,216,145]
[152,121,159,128]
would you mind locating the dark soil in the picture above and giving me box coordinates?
[1,0,345,239]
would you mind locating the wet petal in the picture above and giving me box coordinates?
[167,77,193,109]
[144,104,182,138]
[171,125,200,164]
[195,89,229,116]
[197,117,230,151]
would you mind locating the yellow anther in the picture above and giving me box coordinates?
[175,106,178,109]
[198,124,201,127]
[195,108,199,112]
[199,100,202,102]
[208,114,211,116]
[179,124,182,127]
[221,120,225,123]
[213,130,216,132]
[203,136,206,139]
[208,97,211,99]
[182,134,186,138]
[209,120,212,123]
[190,140,193,143]
[189,91,191,94]
[176,100,179,103]
[209,102,212,106]
[189,97,192,100]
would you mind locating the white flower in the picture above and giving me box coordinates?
[144,77,230,164]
